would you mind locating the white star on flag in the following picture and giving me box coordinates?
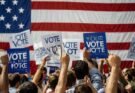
[5,23,11,29]
[0,0,6,5]
[0,15,5,21]
[12,0,18,5]
[6,7,12,13]
[19,23,24,29]
[19,8,24,14]
[12,15,18,21]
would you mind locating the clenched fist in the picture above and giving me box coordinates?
[107,54,121,68]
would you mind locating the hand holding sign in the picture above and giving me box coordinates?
[60,54,70,66]
[83,48,90,60]
[41,56,50,67]
[0,55,9,65]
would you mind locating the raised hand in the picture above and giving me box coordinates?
[107,54,121,68]
[0,55,9,65]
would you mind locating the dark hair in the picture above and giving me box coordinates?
[73,60,89,79]
[66,70,76,88]
[20,75,28,84]
[48,74,58,90]
[74,84,93,93]
[16,81,38,93]
[43,67,47,73]
[126,69,134,82]
[8,74,21,87]
[0,66,2,74]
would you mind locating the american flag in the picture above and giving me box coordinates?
[0,0,135,69]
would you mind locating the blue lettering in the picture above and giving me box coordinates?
[44,35,60,44]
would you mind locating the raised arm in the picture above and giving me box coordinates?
[0,55,9,93]
[32,56,47,85]
[98,59,105,74]
[106,54,121,93]
[55,54,70,93]
[82,49,93,68]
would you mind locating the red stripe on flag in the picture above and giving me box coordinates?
[32,23,135,32]
[32,1,135,11]
[80,42,130,50]
[0,42,10,50]
[0,43,33,50]
[0,42,130,50]
[104,61,133,73]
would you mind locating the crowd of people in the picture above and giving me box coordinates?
[0,49,135,93]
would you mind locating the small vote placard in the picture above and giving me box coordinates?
[34,42,48,64]
[7,48,30,74]
[9,30,32,48]
[42,33,62,58]
[63,39,81,60]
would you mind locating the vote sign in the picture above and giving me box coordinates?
[7,48,30,73]
[83,32,108,58]
[34,42,48,64]
[42,33,62,56]
[9,30,32,48]
[34,47,48,64]
[63,39,81,60]
[127,37,135,59]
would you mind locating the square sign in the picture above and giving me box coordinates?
[42,33,62,57]
[63,39,81,60]
[83,32,108,58]
[34,42,48,64]
[7,48,30,74]
[127,37,135,59]
[9,30,32,48]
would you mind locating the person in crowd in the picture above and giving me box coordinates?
[20,74,29,84]
[0,55,9,93]
[43,74,58,93]
[1,48,135,93]
[66,70,76,90]
[83,49,104,92]
[74,84,93,93]
[55,54,70,93]
[8,74,21,93]
[106,54,121,93]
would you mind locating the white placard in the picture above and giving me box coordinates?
[9,30,32,48]
[42,33,62,58]
[127,37,135,59]
[34,42,48,64]
[63,39,81,60]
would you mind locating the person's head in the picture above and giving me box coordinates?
[54,69,60,77]
[73,60,89,80]
[74,84,93,93]
[48,74,58,90]
[8,74,21,88]
[123,69,134,82]
[43,67,47,74]
[122,68,128,76]
[20,75,28,84]
[16,81,38,93]
[66,70,76,89]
